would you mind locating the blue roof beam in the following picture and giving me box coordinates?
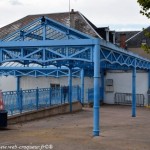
[0,39,97,47]
[100,39,150,69]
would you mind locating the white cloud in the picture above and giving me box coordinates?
[9,0,22,5]
[0,0,149,31]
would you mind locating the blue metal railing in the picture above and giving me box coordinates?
[114,93,145,106]
[86,90,145,106]
[86,87,103,104]
[2,86,80,116]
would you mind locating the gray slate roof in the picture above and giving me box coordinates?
[115,31,140,44]
[0,11,100,40]
[126,27,150,48]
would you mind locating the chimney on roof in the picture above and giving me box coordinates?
[70,9,75,28]
[71,9,74,13]
[120,33,126,48]
[105,27,109,42]
[41,16,46,23]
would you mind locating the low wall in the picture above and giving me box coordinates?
[8,101,82,124]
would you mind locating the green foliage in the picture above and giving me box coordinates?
[141,43,150,53]
[137,0,150,18]
[137,0,150,53]
[144,29,150,38]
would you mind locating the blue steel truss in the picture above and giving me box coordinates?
[0,16,95,77]
[0,16,150,77]
[0,66,83,77]
[1,16,150,137]
[100,40,150,70]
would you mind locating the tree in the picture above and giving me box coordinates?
[137,0,150,18]
[137,0,150,53]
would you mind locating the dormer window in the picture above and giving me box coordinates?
[111,31,115,44]
[141,39,147,45]
[105,27,109,42]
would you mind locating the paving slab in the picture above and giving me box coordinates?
[0,105,150,150]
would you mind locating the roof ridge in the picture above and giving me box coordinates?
[0,16,28,30]
[116,31,140,33]
[78,12,102,39]
[0,11,100,39]
[126,25,150,42]
[27,11,78,17]
[126,31,142,42]
[0,11,78,29]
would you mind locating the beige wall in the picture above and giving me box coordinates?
[8,102,82,124]
[128,48,150,60]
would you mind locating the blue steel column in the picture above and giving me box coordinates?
[80,68,84,105]
[101,69,104,103]
[132,61,136,117]
[68,67,72,112]
[148,70,150,89]
[148,70,150,106]
[16,76,20,92]
[16,76,21,112]
[93,41,101,136]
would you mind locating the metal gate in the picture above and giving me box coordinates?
[114,93,145,106]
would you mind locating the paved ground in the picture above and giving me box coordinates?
[0,105,150,150]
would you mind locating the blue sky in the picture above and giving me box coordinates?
[0,0,149,31]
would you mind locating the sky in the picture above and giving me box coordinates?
[0,0,149,31]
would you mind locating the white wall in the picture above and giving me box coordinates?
[105,71,148,105]
[0,75,93,100]
[20,76,93,100]
[20,76,93,89]
[0,76,16,91]
[0,71,149,105]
